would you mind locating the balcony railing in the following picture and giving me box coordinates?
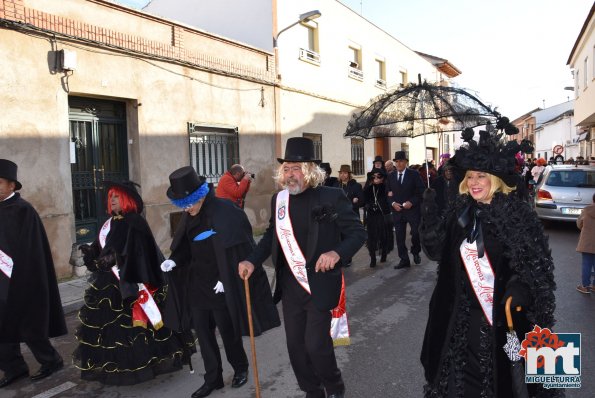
[348,66,364,81]
[299,48,321,64]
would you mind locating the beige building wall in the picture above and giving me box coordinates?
[0,0,276,278]
[568,4,595,159]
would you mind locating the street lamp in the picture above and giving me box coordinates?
[273,10,321,48]
[272,10,321,158]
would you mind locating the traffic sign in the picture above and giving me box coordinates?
[553,145,564,155]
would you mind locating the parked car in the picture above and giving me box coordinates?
[534,164,595,222]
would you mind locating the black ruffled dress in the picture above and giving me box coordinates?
[73,214,193,385]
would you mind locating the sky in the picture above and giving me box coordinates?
[114,0,592,119]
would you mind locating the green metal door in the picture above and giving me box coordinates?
[69,97,128,243]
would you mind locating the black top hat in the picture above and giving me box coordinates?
[103,180,144,213]
[167,166,204,200]
[373,155,384,163]
[454,119,533,187]
[0,159,22,190]
[393,151,408,161]
[277,137,321,164]
[319,162,332,174]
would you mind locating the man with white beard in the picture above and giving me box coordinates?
[239,137,366,398]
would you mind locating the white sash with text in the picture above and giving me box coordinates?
[275,189,311,294]
[460,240,495,326]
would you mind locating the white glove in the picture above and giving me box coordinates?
[160,259,176,272]
[213,281,224,294]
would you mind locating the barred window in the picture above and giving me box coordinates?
[188,123,239,184]
[303,133,322,161]
[351,138,364,175]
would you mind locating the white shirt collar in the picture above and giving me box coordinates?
[2,192,15,201]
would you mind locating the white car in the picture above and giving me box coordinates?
[534,165,595,222]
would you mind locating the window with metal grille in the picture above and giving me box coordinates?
[303,133,322,161]
[351,138,364,175]
[188,123,239,184]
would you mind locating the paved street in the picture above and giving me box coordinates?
[3,221,592,398]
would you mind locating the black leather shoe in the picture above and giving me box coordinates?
[231,370,248,388]
[191,380,224,398]
[0,369,29,388]
[413,253,421,264]
[380,252,387,262]
[30,359,63,381]
[394,261,411,269]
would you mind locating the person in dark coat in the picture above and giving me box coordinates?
[430,163,458,216]
[0,159,67,388]
[338,164,363,215]
[385,151,425,269]
[419,127,559,397]
[363,168,392,267]
[74,180,190,386]
[239,138,366,398]
[320,162,339,188]
[161,167,279,398]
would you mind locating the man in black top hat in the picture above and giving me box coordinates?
[0,159,67,388]
[161,166,279,398]
[385,151,425,268]
[239,137,366,398]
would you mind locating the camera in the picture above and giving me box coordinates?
[245,172,255,179]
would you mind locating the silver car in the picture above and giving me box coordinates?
[534,165,595,222]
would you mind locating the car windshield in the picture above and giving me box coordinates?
[546,170,595,188]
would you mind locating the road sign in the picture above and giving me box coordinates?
[553,145,564,155]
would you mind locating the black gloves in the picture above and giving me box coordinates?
[79,244,98,270]
[95,251,118,271]
[501,276,531,310]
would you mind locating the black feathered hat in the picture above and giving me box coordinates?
[0,159,22,190]
[453,117,532,187]
[103,180,144,213]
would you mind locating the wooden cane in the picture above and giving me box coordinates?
[243,270,261,398]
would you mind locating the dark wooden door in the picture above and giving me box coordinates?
[69,97,128,243]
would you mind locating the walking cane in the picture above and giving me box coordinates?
[243,270,261,398]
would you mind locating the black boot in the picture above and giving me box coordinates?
[380,250,387,263]
[369,255,376,268]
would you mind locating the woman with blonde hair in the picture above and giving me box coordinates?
[419,124,560,397]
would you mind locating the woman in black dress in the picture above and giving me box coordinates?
[74,181,191,385]
[363,168,392,267]
[419,125,560,397]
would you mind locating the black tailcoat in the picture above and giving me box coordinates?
[166,192,280,337]
[0,193,67,342]
[246,186,366,311]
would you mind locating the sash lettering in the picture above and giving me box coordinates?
[460,240,495,325]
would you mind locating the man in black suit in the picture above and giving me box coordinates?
[385,151,425,269]
[239,138,366,398]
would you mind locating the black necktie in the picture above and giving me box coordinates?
[398,173,403,184]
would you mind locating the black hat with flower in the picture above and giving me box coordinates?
[453,116,533,187]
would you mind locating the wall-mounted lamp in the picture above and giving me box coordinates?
[273,10,321,48]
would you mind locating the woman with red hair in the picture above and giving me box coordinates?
[530,158,547,182]
[73,181,192,385]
